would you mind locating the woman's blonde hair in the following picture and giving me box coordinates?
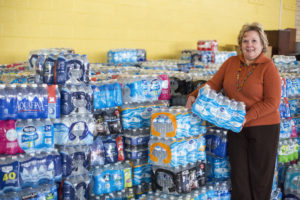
[238,22,269,53]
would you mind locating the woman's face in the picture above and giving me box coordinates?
[241,30,263,63]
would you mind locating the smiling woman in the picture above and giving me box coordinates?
[187,22,282,200]
[237,23,269,65]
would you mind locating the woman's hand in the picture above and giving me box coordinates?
[242,118,247,127]
[186,96,196,109]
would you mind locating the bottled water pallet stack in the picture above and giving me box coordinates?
[0,64,64,199]
[117,72,171,198]
[148,107,208,197]
[274,55,300,199]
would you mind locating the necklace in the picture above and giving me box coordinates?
[236,62,257,92]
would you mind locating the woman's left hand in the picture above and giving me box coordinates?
[242,118,247,127]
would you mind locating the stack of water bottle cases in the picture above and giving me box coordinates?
[0,40,298,200]
[274,55,300,199]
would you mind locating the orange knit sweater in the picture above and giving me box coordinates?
[189,53,281,127]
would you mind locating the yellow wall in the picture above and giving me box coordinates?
[0,0,296,64]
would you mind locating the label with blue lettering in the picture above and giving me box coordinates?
[17,125,45,153]
[44,124,54,149]
[17,96,45,119]
[0,160,19,193]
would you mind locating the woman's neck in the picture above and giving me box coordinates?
[244,59,253,66]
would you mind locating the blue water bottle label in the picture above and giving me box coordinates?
[0,161,19,193]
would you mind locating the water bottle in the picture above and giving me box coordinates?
[113,162,124,192]
[123,160,132,188]
[214,182,221,200]
[39,84,48,119]
[16,84,27,119]
[0,84,6,120]
[43,54,56,84]
[82,54,89,83]
[206,185,216,200]
[220,182,231,200]
[5,84,17,119]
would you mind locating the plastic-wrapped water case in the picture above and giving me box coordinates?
[192,85,246,133]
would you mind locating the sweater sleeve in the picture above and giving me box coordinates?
[245,62,281,122]
[188,57,231,98]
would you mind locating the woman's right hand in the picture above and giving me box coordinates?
[186,96,196,109]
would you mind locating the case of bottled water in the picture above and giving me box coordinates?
[63,173,90,200]
[130,159,151,186]
[60,84,93,116]
[151,161,205,194]
[94,107,123,136]
[149,135,205,167]
[205,127,228,158]
[0,120,24,155]
[284,163,300,199]
[16,118,54,153]
[53,114,94,145]
[89,134,125,166]
[123,128,150,147]
[118,75,164,103]
[192,84,246,133]
[107,48,146,64]
[0,151,62,194]
[90,161,132,196]
[57,145,89,177]
[151,107,206,139]
[121,101,169,130]
[91,80,123,109]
